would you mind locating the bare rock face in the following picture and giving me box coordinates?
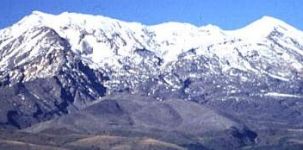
[0,26,107,129]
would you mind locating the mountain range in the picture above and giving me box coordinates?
[0,11,303,149]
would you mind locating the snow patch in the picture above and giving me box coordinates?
[264,92,303,98]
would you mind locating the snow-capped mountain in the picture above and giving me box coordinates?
[2,11,303,79]
[1,11,303,128]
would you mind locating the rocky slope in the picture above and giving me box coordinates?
[2,95,303,150]
[22,95,256,149]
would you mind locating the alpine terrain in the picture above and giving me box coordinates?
[0,11,303,149]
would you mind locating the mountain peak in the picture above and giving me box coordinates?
[250,16,291,29]
[31,10,52,16]
[257,16,285,23]
[17,11,54,27]
[228,16,300,40]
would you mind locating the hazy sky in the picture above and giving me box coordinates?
[1,0,302,30]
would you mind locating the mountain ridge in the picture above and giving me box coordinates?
[2,11,303,71]
[3,11,303,31]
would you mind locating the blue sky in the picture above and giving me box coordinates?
[1,0,302,30]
